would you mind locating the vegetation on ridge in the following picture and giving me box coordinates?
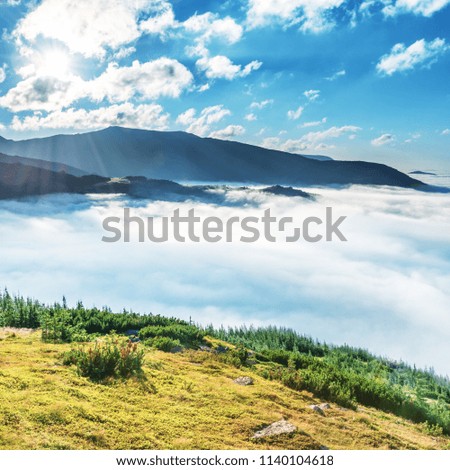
[1,288,449,440]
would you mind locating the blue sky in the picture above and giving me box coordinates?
[0,0,449,171]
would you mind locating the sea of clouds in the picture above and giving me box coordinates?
[1,183,449,375]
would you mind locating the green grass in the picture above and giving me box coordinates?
[1,289,450,449]
[0,329,449,450]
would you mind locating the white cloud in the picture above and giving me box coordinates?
[287,105,304,120]
[113,47,136,60]
[13,0,163,59]
[376,38,448,76]
[325,69,346,81]
[0,74,86,112]
[196,55,262,80]
[382,0,450,17]
[304,89,320,101]
[263,125,361,153]
[371,133,395,146]
[183,12,243,45]
[245,113,257,121]
[9,103,169,132]
[89,59,193,102]
[198,83,210,93]
[176,105,231,136]
[250,99,273,110]
[301,117,327,128]
[0,58,193,112]
[441,129,450,135]
[247,0,346,33]
[0,65,6,84]
[209,124,245,140]
[140,2,176,37]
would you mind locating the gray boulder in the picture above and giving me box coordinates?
[309,405,325,415]
[234,376,254,386]
[252,420,296,439]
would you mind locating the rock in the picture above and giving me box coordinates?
[320,445,330,450]
[199,345,212,352]
[252,420,296,439]
[234,376,254,386]
[309,405,325,415]
[319,403,331,410]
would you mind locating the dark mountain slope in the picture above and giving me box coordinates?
[0,127,423,188]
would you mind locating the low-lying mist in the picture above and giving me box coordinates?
[1,184,449,375]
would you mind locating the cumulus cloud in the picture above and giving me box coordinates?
[247,0,347,32]
[371,133,395,146]
[209,124,245,140]
[176,105,231,136]
[9,103,169,132]
[376,38,448,76]
[88,59,193,102]
[0,58,193,112]
[250,99,274,110]
[0,74,86,112]
[13,0,162,58]
[140,2,176,37]
[183,12,243,46]
[264,125,361,153]
[382,0,450,17]
[304,89,320,101]
[196,55,262,80]
[287,105,304,120]
[442,129,450,135]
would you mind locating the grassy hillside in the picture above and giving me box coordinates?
[0,329,449,450]
[0,289,449,450]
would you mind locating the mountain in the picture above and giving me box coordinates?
[0,127,423,188]
[0,160,313,201]
[0,152,87,176]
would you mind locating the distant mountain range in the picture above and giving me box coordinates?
[0,127,423,188]
[0,160,313,202]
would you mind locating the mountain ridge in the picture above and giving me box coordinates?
[0,127,423,188]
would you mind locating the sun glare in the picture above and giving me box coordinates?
[38,50,71,78]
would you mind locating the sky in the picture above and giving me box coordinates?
[0,0,449,172]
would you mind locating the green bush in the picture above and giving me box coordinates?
[144,336,182,352]
[62,335,144,381]
[139,324,204,348]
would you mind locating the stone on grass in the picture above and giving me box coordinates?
[234,376,254,386]
[252,420,296,439]
[309,405,325,415]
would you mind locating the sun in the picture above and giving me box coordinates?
[38,49,71,78]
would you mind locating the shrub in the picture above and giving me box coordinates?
[144,336,182,352]
[215,344,249,368]
[62,335,144,381]
[139,324,204,348]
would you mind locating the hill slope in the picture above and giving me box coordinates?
[0,160,312,201]
[0,291,449,450]
[0,127,423,188]
[0,329,448,450]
